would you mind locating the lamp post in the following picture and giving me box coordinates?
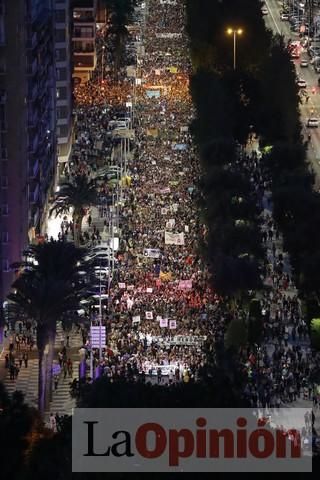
[101,45,106,82]
[227,28,243,70]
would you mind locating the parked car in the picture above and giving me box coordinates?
[300,59,308,67]
[262,6,268,15]
[307,117,319,127]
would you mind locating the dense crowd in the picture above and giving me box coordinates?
[64,0,318,407]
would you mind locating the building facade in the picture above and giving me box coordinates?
[55,0,74,178]
[72,0,97,84]
[0,0,57,302]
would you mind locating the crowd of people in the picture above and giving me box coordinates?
[62,0,319,408]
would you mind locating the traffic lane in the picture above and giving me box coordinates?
[307,129,320,189]
[264,0,283,35]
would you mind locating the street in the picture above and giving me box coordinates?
[265,0,320,187]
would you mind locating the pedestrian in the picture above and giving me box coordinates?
[49,413,57,433]
[54,375,59,391]
[23,352,28,368]
[66,335,70,347]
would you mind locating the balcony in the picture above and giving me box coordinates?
[73,54,95,69]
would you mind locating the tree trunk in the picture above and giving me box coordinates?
[73,212,84,247]
[38,346,46,414]
[45,329,56,412]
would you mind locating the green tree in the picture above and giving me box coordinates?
[225,317,248,350]
[8,242,86,413]
[310,318,320,350]
[0,385,44,480]
[50,175,99,246]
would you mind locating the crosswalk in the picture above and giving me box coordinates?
[2,359,38,408]
[48,360,80,416]
[1,322,82,415]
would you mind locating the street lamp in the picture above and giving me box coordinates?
[101,45,106,82]
[226,27,243,70]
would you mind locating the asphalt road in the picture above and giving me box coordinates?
[265,0,320,188]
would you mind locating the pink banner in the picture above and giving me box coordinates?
[178,280,192,290]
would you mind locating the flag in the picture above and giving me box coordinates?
[165,231,185,245]
[169,66,178,73]
[159,271,172,282]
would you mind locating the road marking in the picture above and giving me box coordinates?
[265,0,281,35]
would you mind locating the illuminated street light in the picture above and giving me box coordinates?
[226,27,243,70]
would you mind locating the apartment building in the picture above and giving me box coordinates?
[72,0,97,84]
[0,0,57,302]
[55,0,74,178]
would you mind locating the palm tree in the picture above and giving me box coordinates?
[8,241,86,414]
[50,175,100,246]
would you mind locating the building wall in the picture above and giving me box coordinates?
[0,0,57,302]
[72,0,97,85]
[0,0,29,301]
[55,0,74,176]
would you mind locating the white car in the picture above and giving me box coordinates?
[262,7,268,15]
[297,78,307,88]
[300,59,308,67]
[280,13,289,20]
[307,117,319,127]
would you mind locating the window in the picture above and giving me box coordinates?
[55,9,66,23]
[57,86,67,100]
[55,28,66,43]
[56,67,67,81]
[1,231,8,243]
[2,259,9,272]
[57,105,68,119]
[1,203,8,215]
[59,125,69,137]
[55,48,66,61]
[1,175,8,187]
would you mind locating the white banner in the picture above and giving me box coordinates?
[132,316,141,324]
[118,282,126,289]
[156,33,181,38]
[144,248,161,258]
[165,231,185,245]
[145,311,153,320]
[169,320,177,329]
[160,318,168,328]
[146,288,153,293]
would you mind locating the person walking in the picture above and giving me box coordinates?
[23,352,28,368]
[49,413,57,433]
